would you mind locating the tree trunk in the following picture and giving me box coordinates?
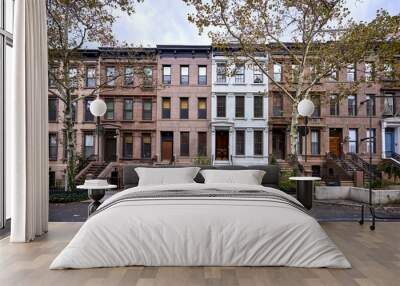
[289,102,299,158]
[63,94,76,192]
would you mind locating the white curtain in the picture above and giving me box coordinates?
[8,0,49,242]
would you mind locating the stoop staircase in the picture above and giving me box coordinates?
[75,161,109,185]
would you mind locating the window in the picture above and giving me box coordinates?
[198,132,207,156]
[347,64,356,81]
[291,64,300,82]
[180,97,189,119]
[366,129,376,154]
[365,63,374,81]
[235,64,245,84]
[330,94,339,116]
[366,94,375,116]
[105,98,114,120]
[71,101,77,122]
[312,95,321,118]
[236,130,245,156]
[69,67,78,88]
[123,134,133,159]
[162,98,171,119]
[84,98,94,121]
[348,129,358,153]
[142,133,152,159]
[329,67,338,81]
[143,67,153,86]
[254,96,263,118]
[310,64,319,83]
[253,65,263,83]
[86,67,96,88]
[106,67,116,86]
[49,66,57,88]
[49,133,58,160]
[123,99,133,120]
[83,133,94,159]
[216,95,226,118]
[180,65,189,85]
[198,66,207,85]
[48,97,58,122]
[162,65,171,84]
[273,63,282,82]
[254,130,263,156]
[198,98,207,119]
[383,63,394,80]
[124,67,134,86]
[142,98,152,120]
[180,132,190,156]
[348,95,357,116]
[383,93,395,116]
[272,93,283,116]
[216,63,227,83]
[235,96,245,118]
[311,130,320,155]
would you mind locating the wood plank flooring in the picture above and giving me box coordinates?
[0,222,399,286]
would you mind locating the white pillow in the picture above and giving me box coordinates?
[200,169,265,185]
[135,167,201,186]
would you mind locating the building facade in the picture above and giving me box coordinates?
[268,53,400,180]
[156,46,212,165]
[48,48,158,184]
[211,50,269,166]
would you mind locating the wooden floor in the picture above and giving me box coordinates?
[0,222,399,286]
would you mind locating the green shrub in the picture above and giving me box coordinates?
[193,156,211,166]
[49,190,88,203]
[279,170,297,193]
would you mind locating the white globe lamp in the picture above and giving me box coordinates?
[297,98,315,117]
[90,98,107,117]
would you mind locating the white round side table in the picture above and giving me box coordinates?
[77,180,117,215]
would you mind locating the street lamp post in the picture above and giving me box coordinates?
[297,99,315,164]
[89,97,107,162]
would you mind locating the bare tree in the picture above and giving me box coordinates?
[184,0,400,163]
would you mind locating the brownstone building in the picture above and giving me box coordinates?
[48,48,158,185]
[268,52,400,183]
[156,45,212,165]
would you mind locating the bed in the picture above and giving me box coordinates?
[50,166,351,269]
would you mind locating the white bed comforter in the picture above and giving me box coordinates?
[50,183,351,269]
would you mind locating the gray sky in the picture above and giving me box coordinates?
[112,0,400,47]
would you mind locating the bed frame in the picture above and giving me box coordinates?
[122,165,280,190]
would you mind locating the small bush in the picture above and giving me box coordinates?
[49,190,88,203]
[279,170,297,193]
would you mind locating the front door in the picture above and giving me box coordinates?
[215,130,229,161]
[161,132,173,161]
[329,128,342,157]
[272,129,286,159]
[104,131,117,162]
[385,128,395,156]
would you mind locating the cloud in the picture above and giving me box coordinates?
[112,0,399,47]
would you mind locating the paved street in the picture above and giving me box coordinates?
[49,200,400,223]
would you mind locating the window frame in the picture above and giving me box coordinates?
[122,133,133,159]
[141,133,152,159]
[347,95,357,116]
[273,63,282,82]
[235,95,245,118]
[366,128,376,154]
[180,132,190,157]
[216,62,227,84]
[366,94,376,116]
[272,93,283,117]
[216,95,226,118]
[197,97,207,119]
[142,98,153,121]
[124,66,134,86]
[104,98,115,120]
[83,132,95,159]
[162,97,171,119]
[348,128,358,153]
[311,129,320,155]
[197,132,207,157]
[346,63,356,82]
[85,66,96,88]
[235,64,245,84]
[235,130,246,156]
[180,97,189,119]
[253,95,263,118]
[253,130,263,156]
[330,94,339,116]
[162,65,171,85]
[123,98,133,121]
[105,66,116,87]
[48,97,58,122]
[49,133,58,161]
[198,65,207,85]
[180,65,189,85]
[84,98,95,122]
[253,65,263,84]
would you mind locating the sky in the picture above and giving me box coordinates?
[112,0,400,47]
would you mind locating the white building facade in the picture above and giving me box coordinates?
[211,51,269,166]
